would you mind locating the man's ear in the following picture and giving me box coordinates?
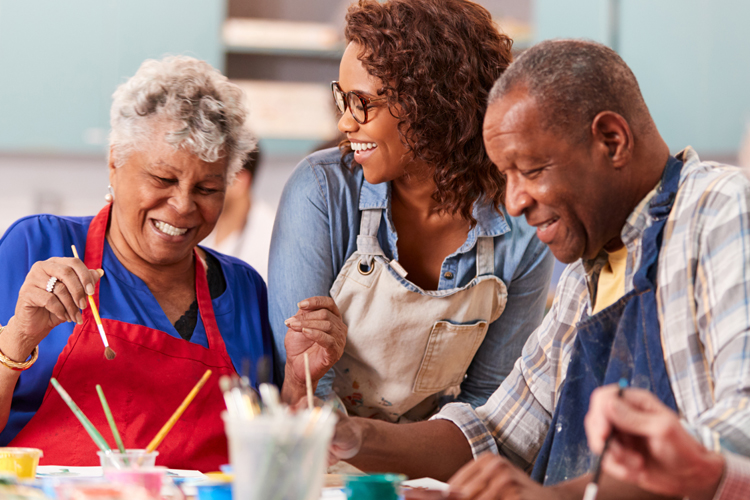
[590,111,633,169]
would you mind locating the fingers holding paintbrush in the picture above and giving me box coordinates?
[583,378,629,500]
[70,245,115,360]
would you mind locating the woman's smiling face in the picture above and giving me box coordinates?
[108,122,227,267]
[337,42,418,185]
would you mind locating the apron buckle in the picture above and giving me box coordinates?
[357,258,375,276]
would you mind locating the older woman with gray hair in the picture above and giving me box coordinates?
[0,56,325,471]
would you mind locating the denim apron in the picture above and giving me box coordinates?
[530,157,682,485]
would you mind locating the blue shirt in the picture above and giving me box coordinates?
[268,148,554,408]
[0,213,275,444]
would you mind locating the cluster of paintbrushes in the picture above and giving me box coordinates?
[220,353,319,420]
[52,369,212,467]
[222,353,338,500]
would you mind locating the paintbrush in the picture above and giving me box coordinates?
[96,384,127,457]
[303,352,314,410]
[219,375,261,419]
[70,245,115,360]
[145,369,212,454]
[219,375,242,417]
[255,355,283,416]
[583,378,629,500]
[51,378,111,452]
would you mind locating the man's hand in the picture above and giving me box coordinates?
[585,385,725,500]
[447,453,554,500]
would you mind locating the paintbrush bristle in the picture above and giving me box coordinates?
[104,347,116,360]
[219,375,233,393]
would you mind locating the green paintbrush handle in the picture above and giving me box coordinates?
[50,378,111,452]
[96,384,127,455]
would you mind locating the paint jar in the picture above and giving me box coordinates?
[97,449,159,469]
[344,473,406,500]
[196,482,233,500]
[0,447,43,479]
[103,466,166,498]
[223,408,336,500]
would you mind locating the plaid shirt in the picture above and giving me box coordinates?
[435,147,750,470]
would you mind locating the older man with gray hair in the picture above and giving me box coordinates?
[328,39,750,500]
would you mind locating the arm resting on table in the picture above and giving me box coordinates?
[347,418,473,482]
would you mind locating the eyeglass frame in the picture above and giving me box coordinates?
[331,81,387,125]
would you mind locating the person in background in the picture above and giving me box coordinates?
[201,147,276,281]
[325,39,750,500]
[0,56,335,471]
[584,385,750,500]
[269,0,553,419]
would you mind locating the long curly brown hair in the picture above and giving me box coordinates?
[342,0,512,224]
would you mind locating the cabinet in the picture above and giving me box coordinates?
[0,0,225,155]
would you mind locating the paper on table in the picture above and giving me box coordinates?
[402,477,450,491]
[36,466,205,478]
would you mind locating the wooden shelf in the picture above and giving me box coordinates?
[224,18,344,59]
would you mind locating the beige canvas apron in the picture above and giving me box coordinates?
[330,208,508,422]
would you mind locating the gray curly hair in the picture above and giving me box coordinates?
[109,55,255,179]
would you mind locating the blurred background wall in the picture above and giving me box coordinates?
[0,0,748,290]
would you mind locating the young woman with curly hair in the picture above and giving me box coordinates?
[270,0,553,422]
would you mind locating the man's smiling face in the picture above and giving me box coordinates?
[483,89,619,263]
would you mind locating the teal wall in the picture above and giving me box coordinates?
[0,0,225,154]
[536,0,750,155]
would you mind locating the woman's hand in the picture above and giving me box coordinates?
[585,385,725,500]
[5,257,103,360]
[328,408,363,466]
[281,296,347,402]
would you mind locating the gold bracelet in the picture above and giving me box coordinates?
[0,324,39,371]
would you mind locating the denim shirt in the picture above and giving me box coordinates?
[268,148,554,408]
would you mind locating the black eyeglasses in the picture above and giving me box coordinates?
[331,81,386,124]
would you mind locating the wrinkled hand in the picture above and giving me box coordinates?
[284,296,347,390]
[327,408,362,466]
[585,385,725,500]
[447,453,552,500]
[10,257,103,356]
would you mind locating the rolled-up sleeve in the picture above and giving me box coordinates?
[457,229,554,408]
[434,263,589,470]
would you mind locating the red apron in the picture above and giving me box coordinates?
[10,205,236,471]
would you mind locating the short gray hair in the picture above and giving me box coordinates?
[109,55,255,179]
[488,39,652,142]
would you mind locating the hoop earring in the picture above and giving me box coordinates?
[104,184,114,203]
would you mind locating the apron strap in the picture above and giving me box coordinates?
[476,236,495,276]
[356,209,386,257]
[633,156,684,292]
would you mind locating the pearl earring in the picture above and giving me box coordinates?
[104,184,114,203]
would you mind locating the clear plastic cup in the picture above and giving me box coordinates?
[223,409,337,500]
[97,449,159,469]
[103,466,166,498]
[54,480,154,500]
[0,447,43,479]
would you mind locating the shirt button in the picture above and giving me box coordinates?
[444,271,454,280]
